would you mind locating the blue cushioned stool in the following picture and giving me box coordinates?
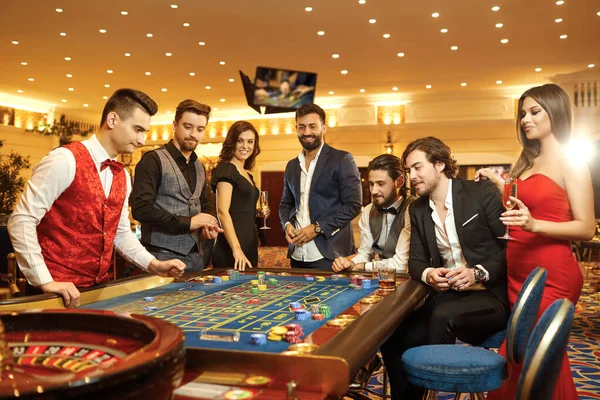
[402,267,547,399]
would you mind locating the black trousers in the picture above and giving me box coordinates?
[380,289,509,400]
[290,257,332,271]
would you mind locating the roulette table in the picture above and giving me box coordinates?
[0,268,428,399]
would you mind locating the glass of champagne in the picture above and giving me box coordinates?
[259,191,271,230]
[498,179,517,240]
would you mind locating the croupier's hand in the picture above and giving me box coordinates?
[40,281,80,308]
[148,258,186,278]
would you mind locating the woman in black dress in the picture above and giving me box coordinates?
[211,121,262,270]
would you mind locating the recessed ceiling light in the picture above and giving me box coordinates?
[229,78,235,82]
[104,84,110,88]
[535,67,542,72]
[392,87,398,91]
[103,96,108,99]
[60,32,67,36]
[161,88,167,92]
[213,107,218,111]
[56,8,63,12]
[501,38,509,44]
[121,11,128,15]
[369,18,376,24]
[305,6,312,12]
[64,57,71,61]
[383,33,391,38]
[495,23,503,28]
[11,41,18,45]
[359,0,366,4]
[165,52,172,56]
[555,18,563,23]
[83,104,89,107]
[317,31,325,35]
[171,4,178,8]
[66,73,72,78]
[440,28,448,33]
[588,64,596,68]
[496,80,503,84]
[559,34,568,39]
[28,77,34,82]
[450,45,459,50]
[124,52,131,57]
[183,22,190,27]
[68,87,74,91]
[461,82,467,87]
[99,29,107,33]
[220,98,226,102]
[359,89,366,93]
[397,52,405,57]
[332,53,340,58]
[61,99,67,103]
[556,0,564,4]
[145,71,151,76]
[21,61,27,66]
[17,89,23,93]
[341,70,349,75]
[432,12,440,18]
[166,111,171,114]
[328,91,335,95]
[146,33,153,37]
[426,85,432,89]
[491,6,500,11]
[107,69,113,74]
[198,41,205,46]
[189,72,195,76]
[597,11,600,16]
[205,85,211,89]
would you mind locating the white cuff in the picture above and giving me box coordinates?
[474,264,490,282]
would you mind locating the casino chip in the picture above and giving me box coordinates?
[143,306,157,311]
[244,376,273,386]
[143,297,155,302]
[223,389,256,399]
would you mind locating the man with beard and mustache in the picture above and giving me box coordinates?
[332,154,415,273]
[279,103,362,270]
[132,99,222,272]
[380,137,509,400]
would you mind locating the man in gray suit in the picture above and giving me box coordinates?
[279,103,362,270]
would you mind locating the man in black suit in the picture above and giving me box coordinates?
[279,103,362,269]
[381,136,509,400]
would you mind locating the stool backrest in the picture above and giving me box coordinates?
[517,299,575,400]
[506,267,547,364]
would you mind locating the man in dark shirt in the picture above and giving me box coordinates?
[131,99,222,271]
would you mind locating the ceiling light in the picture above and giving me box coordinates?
[21,61,27,66]
[56,8,63,12]
[220,98,226,102]
[341,70,349,74]
[556,0,564,4]
[106,69,113,73]
[432,12,440,18]
[426,85,432,89]
[68,88,74,91]
[597,11,600,16]
[559,34,567,39]
[83,104,89,107]
[317,31,325,35]
[219,61,226,65]
[146,33,153,37]
[305,7,312,11]
[64,57,71,61]
[369,19,376,24]
[332,53,340,58]
[124,52,131,57]
[555,18,563,23]
[165,52,172,56]
[440,28,448,33]
[60,32,66,36]
[205,85,211,89]
[121,11,128,15]
[535,67,542,72]
[183,22,190,27]
[392,87,398,91]
[383,33,391,38]
[588,64,595,68]
[11,41,18,45]
[171,4,178,8]
[501,38,509,43]
[189,72,195,76]
[198,41,205,46]
[359,89,365,93]
[61,99,67,103]
[99,29,107,33]
[103,96,108,99]
[66,73,72,78]
[461,82,467,87]
[166,111,171,114]
[104,84,110,88]
[397,52,405,57]
[145,71,151,76]
[491,6,500,11]
[213,107,218,111]
[329,91,335,95]
[229,78,235,82]
[161,88,167,92]
[450,45,459,50]
[17,89,23,93]
[496,80,503,84]
[28,77,34,82]
[359,0,366,3]
[495,23,503,28]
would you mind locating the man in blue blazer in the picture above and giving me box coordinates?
[278,103,362,269]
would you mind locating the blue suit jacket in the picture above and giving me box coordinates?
[278,143,362,260]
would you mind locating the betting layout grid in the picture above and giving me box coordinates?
[81,275,377,353]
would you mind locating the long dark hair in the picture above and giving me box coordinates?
[511,84,572,179]
[218,121,260,170]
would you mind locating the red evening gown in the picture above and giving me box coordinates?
[487,174,582,400]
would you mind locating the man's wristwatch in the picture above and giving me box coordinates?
[473,267,486,283]
[313,222,322,235]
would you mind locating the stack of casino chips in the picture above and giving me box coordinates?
[213,276,222,283]
[295,309,311,320]
[361,278,372,289]
[250,287,260,294]
[289,301,303,311]
[312,313,325,320]
[250,333,267,346]
[330,274,340,280]
[257,271,266,279]
[227,269,240,280]
[309,304,320,313]
[268,278,279,286]
[350,276,359,285]
[315,276,326,282]
[318,305,331,318]
[304,275,315,281]
[285,324,304,343]
[268,327,288,341]
[221,275,230,281]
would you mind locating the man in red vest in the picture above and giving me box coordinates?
[8,88,186,308]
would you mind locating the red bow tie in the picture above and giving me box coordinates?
[100,159,125,174]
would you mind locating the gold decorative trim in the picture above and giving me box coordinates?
[518,299,572,400]
[507,268,545,362]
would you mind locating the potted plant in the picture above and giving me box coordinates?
[0,140,31,225]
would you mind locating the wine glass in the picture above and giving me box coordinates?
[259,191,271,230]
[498,179,518,240]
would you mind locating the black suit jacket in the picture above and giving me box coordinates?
[278,143,362,260]
[408,179,508,306]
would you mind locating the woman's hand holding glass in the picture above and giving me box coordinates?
[500,196,537,233]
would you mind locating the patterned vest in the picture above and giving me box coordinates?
[36,142,126,287]
[141,147,204,255]
[368,195,416,259]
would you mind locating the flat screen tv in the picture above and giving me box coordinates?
[252,66,317,111]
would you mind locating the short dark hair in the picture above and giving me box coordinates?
[218,121,261,170]
[401,136,458,179]
[175,99,211,123]
[368,154,408,197]
[295,103,326,125]
[100,88,158,127]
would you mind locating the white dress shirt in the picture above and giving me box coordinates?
[8,135,155,287]
[351,198,410,272]
[290,143,325,262]
[421,180,489,284]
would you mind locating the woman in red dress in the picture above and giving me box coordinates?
[477,83,596,399]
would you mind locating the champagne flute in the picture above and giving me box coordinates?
[498,179,518,240]
[259,191,271,230]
